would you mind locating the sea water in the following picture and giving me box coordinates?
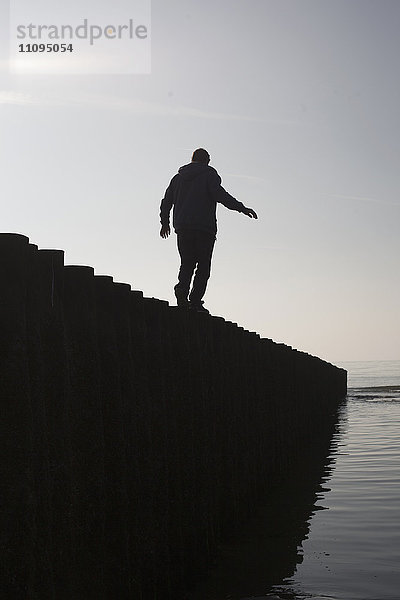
[263,359,400,600]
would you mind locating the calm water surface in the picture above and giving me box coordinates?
[263,360,400,600]
[190,360,400,600]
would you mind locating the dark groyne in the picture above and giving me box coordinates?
[0,233,347,599]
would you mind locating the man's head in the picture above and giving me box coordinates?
[191,148,210,164]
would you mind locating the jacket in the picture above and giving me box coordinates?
[160,162,246,236]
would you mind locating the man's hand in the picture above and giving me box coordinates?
[160,224,171,238]
[242,207,258,219]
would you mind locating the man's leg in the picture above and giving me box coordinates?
[175,230,197,302]
[189,231,215,304]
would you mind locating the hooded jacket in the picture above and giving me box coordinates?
[160,162,246,236]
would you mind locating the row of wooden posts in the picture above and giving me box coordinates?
[0,233,347,599]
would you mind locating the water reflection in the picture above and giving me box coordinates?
[187,401,347,600]
[268,391,400,600]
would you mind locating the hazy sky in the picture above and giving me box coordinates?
[1,0,399,363]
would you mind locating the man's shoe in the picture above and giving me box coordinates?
[174,286,189,308]
[189,301,209,314]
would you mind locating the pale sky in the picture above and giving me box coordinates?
[1,0,399,363]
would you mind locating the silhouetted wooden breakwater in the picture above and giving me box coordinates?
[0,233,347,599]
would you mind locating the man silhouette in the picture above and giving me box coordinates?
[160,148,258,313]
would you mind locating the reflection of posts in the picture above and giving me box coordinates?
[160,148,258,313]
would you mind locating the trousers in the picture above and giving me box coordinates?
[175,229,216,303]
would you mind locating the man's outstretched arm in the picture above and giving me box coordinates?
[208,169,258,219]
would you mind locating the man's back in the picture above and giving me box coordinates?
[160,162,246,236]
